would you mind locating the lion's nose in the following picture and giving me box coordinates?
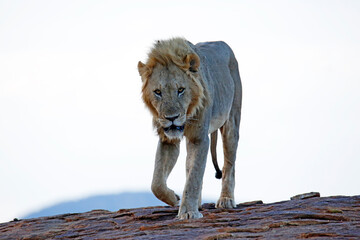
[165,114,179,122]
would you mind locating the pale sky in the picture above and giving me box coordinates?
[1,0,359,223]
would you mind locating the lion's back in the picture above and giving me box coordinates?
[195,40,240,90]
[195,41,234,66]
[194,41,241,132]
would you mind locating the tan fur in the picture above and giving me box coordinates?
[138,38,242,219]
[138,38,205,129]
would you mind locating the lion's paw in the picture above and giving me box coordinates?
[178,211,203,220]
[174,193,180,205]
[152,187,180,207]
[216,197,236,209]
[167,191,180,206]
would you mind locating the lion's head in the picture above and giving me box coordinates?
[138,38,206,141]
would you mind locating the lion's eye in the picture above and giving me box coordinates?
[154,89,162,97]
[178,87,185,96]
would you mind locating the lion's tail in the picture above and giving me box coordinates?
[210,130,222,179]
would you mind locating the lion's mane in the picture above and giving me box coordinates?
[138,38,207,128]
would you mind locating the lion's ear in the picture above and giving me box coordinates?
[184,53,200,73]
[138,61,147,78]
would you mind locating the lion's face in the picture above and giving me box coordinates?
[138,41,204,141]
[144,64,194,139]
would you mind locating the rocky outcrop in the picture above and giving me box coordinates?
[1,194,359,239]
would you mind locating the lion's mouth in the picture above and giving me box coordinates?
[163,124,185,132]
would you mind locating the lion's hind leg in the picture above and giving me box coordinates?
[216,116,240,209]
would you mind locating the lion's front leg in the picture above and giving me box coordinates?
[178,137,209,220]
[151,140,180,206]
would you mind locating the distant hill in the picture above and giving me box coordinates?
[24,192,166,219]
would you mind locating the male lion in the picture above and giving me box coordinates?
[138,38,242,219]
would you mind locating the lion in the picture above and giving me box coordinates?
[137,38,242,219]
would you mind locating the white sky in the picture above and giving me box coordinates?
[1,0,359,223]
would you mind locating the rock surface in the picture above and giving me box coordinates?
[1,194,359,239]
